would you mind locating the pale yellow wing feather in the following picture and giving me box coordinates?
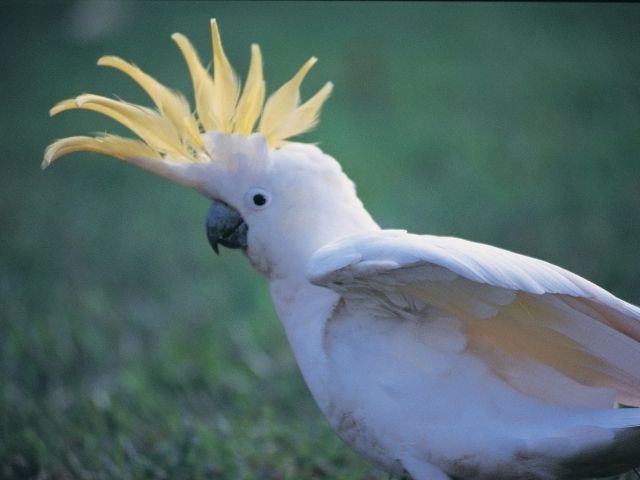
[308,231,640,408]
[404,280,640,407]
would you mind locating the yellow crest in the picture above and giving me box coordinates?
[43,19,333,168]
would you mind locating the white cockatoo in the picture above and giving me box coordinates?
[44,20,640,480]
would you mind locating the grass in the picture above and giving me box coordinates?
[1,2,639,478]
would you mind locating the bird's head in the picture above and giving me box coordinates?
[44,20,377,279]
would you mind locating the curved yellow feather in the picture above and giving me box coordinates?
[45,20,333,168]
[258,57,317,147]
[49,99,78,116]
[234,44,265,135]
[210,19,240,133]
[42,135,162,169]
[97,56,203,149]
[171,32,217,132]
[291,81,334,134]
[266,81,334,148]
[74,94,192,159]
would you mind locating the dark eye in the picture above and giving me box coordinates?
[246,187,271,210]
[253,193,267,206]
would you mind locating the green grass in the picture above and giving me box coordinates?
[1,2,639,478]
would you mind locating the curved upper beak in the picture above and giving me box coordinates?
[206,201,248,254]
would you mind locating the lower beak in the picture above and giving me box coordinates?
[206,201,248,254]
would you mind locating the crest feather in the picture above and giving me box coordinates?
[172,32,217,132]
[210,19,241,133]
[43,135,162,169]
[44,20,332,168]
[97,55,203,149]
[234,44,265,135]
[52,94,194,160]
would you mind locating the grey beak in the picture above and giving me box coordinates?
[206,201,248,254]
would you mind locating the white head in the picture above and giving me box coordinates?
[44,20,378,281]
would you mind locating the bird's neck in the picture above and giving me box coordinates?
[269,274,341,409]
[266,201,380,409]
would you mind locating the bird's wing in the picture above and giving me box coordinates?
[307,230,640,408]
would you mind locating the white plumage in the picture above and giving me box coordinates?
[305,230,640,478]
[44,21,640,479]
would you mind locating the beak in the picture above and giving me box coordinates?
[206,201,248,254]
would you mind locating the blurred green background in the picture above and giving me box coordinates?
[1,1,639,478]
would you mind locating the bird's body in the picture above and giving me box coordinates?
[283,227,640,479]
[291,285,639,480]
[44,21,640,479]
[256,142,640,479]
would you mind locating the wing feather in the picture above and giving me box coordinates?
[307,230,640,408]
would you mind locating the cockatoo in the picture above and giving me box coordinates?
[44,20,640,480]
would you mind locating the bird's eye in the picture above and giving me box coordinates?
[246,187,271,210]
[253,193,267,206]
